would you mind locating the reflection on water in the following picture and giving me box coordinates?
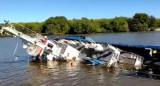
[20,61,158,86]
[27,61,130,86]
[1,55,160,86]
[84,32,160,46]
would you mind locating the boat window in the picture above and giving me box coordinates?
[47,43,53,48]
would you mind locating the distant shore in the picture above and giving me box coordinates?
[0,13,160,37]
[0,34,11,37]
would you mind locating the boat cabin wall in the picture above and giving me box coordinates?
[62,45,80,60]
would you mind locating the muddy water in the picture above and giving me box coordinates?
[1,32,160,86]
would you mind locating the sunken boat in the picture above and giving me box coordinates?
[1,21,160,69]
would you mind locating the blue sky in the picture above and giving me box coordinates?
[0,0,160,23]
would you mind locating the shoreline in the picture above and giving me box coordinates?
[155,28,160,31]
[1,30,160,38]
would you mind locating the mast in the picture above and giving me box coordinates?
[0,23,46,49]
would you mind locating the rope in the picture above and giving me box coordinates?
[13,43,19,55]
[9,23,45,39]
[14,23,37,34]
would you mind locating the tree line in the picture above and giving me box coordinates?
[3,13,160,35]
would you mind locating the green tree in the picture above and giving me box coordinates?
[3,13,158,36]
[69,19,84,34]
[109,17,128,32]
[96,19,111,32]
[148,16,156,30]
[41,17,56,34]
[81,18,95,33]
[69,18,102,34]
[156,19,160,28]
[54,16,70,34]
[42,16,69,34]
[129,13,150,31]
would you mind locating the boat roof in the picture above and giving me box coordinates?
[53,36,160,50]
[53,36,90,42]
[118,43,160,50]
[101,42,160,50]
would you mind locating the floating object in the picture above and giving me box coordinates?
[83,57,106,66]
[153,50,157,54]
[15,56,19,61]
[71,61,74,67]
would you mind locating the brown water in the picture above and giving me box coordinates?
[1,32,160,86]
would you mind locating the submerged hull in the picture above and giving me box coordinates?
[112,44,160,66]
[54,36,145,68]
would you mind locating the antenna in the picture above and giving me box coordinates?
[4,20,9,26]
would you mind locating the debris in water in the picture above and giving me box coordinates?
[15,56,19,61]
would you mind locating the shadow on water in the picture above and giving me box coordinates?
[124,65,160,80]
[27,61,117,86]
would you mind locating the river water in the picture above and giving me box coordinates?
[0,31,160,86]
